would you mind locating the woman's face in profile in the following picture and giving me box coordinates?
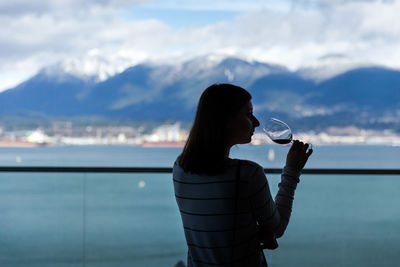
[228,100,260,146]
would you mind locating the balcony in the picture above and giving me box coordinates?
[1,167,399,266]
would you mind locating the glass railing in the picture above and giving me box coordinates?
[265,172,400,267]
[0,168,399,267]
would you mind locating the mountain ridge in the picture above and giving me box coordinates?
[0,56,399,131]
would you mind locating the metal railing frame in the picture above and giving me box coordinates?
[0,166,399,174]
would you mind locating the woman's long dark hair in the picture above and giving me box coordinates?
[179,83,252,175]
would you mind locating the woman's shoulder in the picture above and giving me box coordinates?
[229,158,260,167]
[173,157,263,178]
[228,159,265,184]
[229,159,263,172]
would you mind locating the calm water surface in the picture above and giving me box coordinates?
[0,144,399,168]
[0,145,399,266]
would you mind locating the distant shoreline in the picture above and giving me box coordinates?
[0,140,40,148]
[1,139,399,148]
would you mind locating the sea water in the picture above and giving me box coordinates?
[0,145,399,266]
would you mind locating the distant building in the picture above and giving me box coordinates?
[27,129,51,144]
[147,122,184,142]
[142,122,188,147]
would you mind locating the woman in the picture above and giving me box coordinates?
[173,83,312,266]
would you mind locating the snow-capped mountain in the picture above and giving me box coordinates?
[0,56,399,130]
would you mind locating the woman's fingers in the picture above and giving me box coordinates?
[286,140,313,171]
[293,140,311,154]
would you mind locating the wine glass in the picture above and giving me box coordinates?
[262,118,293,144]
[262,118,312,151]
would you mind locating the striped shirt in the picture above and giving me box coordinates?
[173,159,301,267]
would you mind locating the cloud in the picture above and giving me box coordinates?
[1,0,400,91]
[0,1,170,86]
[290,0,394,9]
[133,0,290,12]
[211,0,400,70]
[0,0,144,16]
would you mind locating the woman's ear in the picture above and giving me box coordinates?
[225,115,235,132]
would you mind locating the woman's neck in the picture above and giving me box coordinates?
[225,145,232,159]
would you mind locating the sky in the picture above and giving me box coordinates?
[1,0,400,91]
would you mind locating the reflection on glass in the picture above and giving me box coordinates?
[262,118,293,144]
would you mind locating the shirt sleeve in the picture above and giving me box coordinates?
[248,165,301,238]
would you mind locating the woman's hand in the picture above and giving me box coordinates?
[285,140,313,171]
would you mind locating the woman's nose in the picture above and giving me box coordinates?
[253,115,260,127]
